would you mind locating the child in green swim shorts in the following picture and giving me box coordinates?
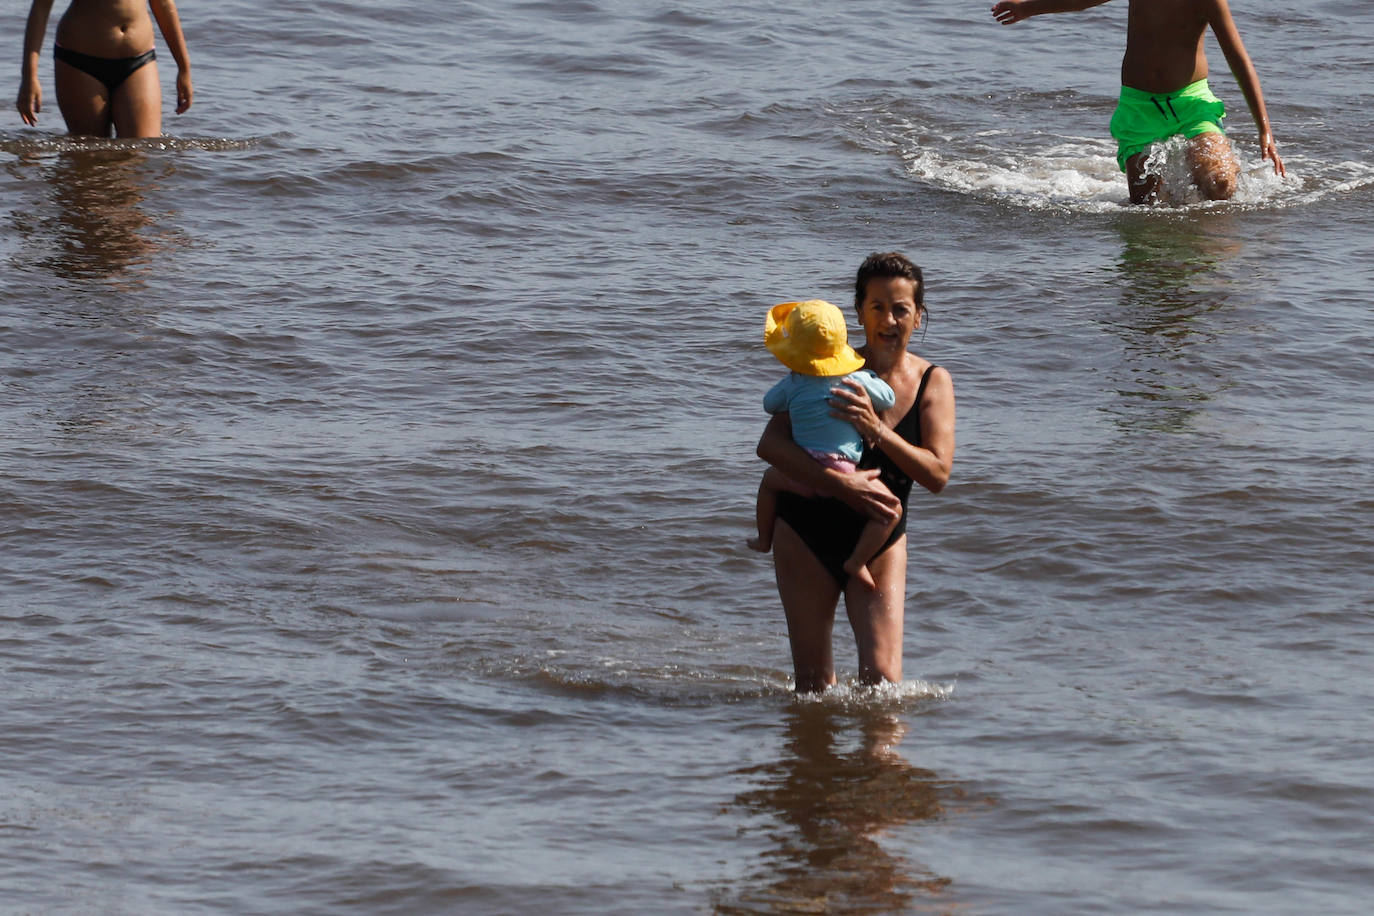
[991,0,1286,204]
[1109,79,1227,172]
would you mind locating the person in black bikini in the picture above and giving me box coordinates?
[17,0,192,138]
[757,253,956,693]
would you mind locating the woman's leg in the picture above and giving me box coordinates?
[773,519,842,693]
[844,534,907,685]
[110,61,162,138]
[53,61,113,137]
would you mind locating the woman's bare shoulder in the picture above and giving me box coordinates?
[900,352,938,388]
[921,360,953,393]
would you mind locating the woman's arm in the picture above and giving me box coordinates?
[832,367,956,495]
[149,0,192,113]
[757,413,902,522]
[16,0,55,125]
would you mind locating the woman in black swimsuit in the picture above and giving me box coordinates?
[17,0,192,137]
[757,253,956,693]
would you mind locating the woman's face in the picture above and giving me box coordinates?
[857,275,920,353]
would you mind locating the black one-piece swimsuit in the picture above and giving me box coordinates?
[775,364,937,587]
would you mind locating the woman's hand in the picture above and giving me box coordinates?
[831,467,902,523]
[829,378,884,449]
[17,76,41,126]
[757,411,899,522]
[175,69,192,113]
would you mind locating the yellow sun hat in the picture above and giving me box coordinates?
[764,300,866,377]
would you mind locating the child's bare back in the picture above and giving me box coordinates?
[1121,0,1213,93]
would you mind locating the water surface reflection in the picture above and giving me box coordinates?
[7,144,174,284]
[1100,211,1245,433]
[720,703,954,914]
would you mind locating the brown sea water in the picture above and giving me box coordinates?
[3,1,1372,912]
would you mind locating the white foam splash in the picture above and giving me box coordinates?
[791,677,955,706]
[899,129,1374,213]
[904,137,1126,211]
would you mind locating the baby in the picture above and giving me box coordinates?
[748,300,897,590]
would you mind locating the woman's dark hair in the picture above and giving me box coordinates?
[854,251,926,319]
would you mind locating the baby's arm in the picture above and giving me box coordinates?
[852,371,896,413]
[149,0,193,113]
[762,376,792,415]
[1206,0,1284,176]
[991,0,1111,25]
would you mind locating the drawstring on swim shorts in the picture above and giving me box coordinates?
[1151,95,1180,121]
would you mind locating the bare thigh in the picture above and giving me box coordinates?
[1187,132,1239,201]
[773,519,843,693]
[111,61,162,138]
[843,534,907,684]
[54,62,113,137]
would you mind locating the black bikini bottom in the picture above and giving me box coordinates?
[54,45,156,92]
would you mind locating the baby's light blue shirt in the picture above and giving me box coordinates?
[763,370,897,463]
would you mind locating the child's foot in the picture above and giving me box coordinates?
[845,559,878,591]
[747,536,772,553]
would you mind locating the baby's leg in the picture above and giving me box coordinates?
[842,508,900,591]
[748,467,808,553]
[1187,132,1239,201]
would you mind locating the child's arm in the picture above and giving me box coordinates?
[853,372,896,412]
[149,0,193,114]
[762,377,791,415]
[16,0,55,126]
[1206,0,1284,176]
[991,0,1111,25]
[833,371,894,413]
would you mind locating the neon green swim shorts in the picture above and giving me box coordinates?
[1108,79,1227,172]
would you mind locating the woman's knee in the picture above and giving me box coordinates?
[846,548,906,682]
